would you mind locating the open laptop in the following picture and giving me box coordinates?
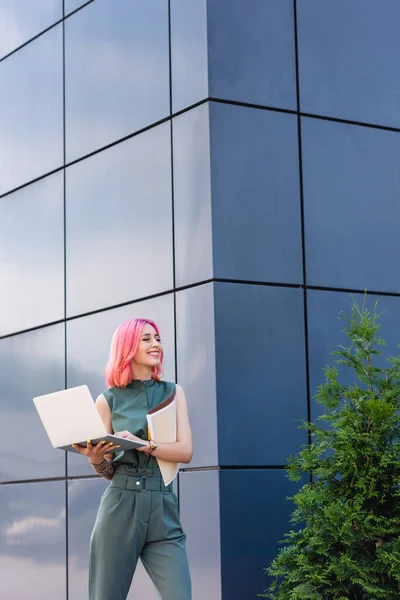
[33,385,148,454]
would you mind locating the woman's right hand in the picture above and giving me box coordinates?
[114,430,151,453]
[72,439,120,464]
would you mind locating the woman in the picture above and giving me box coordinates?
[73,318,193,600]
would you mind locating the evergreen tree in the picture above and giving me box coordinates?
[260,297,400,600]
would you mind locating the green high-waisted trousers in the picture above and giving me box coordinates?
[89,465,192,600]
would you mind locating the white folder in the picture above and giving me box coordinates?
[147,393,179,485]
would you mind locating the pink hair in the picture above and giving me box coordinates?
[105,318,163,388]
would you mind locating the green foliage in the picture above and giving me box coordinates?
[260,296,400,599]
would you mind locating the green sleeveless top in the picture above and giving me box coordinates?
[103,378,176,474]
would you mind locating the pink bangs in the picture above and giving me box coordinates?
[105,318,163,388]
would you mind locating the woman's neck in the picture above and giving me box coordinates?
[130,365,153,381]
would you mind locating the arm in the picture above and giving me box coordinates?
[148,384,193,464]
[72,394,116,480]
[95,394,115,462]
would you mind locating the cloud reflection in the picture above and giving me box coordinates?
[6,514,64,538]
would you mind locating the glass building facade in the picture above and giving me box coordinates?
[1,1,400,598]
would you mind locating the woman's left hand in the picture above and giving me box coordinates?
[114,430,150,453]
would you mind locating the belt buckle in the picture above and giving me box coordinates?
[140,476,147,492]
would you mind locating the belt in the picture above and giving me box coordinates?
[111,473,172,492]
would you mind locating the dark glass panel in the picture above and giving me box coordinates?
[219,469,302,598]
[307,290,400,421]
[210,102,302,284]
[215,283,307,466]
[298,0,400,127]
[208,0,296,109]
[302,117,400,292]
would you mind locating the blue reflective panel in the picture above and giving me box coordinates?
[64,0,92,15]
[210,103,302,284]
[65,0,170,162]
[66,124,173,317]
[179,471,221,599]
[67,295,175,476]
[0,25,63,195]
[170,0,208,113]
[0,481,66,598]
[176,284,218,468]
[302,118,400,292]
[0,0,62,58]
[0,326,65,483]
[219,469,302,599]
[173,104,213,288]
[215,283,307,466]
[68,478,107,598]
[298,0,400,128]
[208,0,296,109]
[0,174,64,336]
[307,290,400,421]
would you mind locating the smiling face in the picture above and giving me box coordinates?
[131,322,162,371]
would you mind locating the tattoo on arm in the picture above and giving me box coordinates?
[91,459,115,480]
